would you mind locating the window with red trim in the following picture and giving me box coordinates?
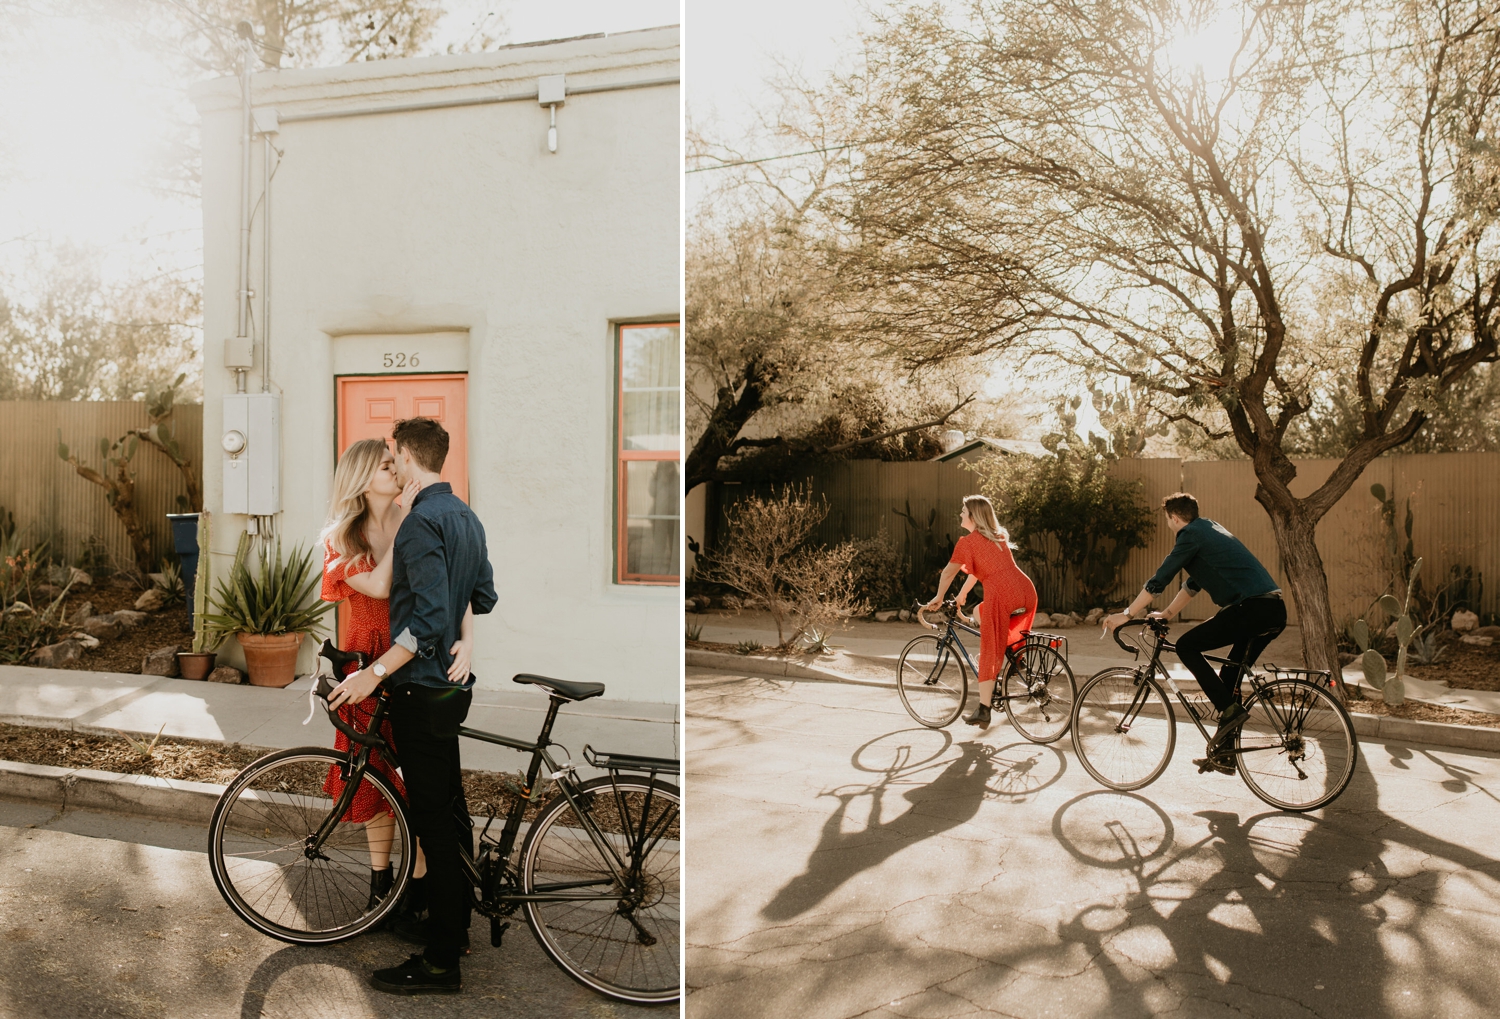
[616,322,680,584]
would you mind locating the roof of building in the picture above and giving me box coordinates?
[932,436,1051,461]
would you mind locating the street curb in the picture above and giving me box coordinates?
[0,759,226,825]
[689,649,1500,755]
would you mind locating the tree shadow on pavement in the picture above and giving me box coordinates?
[762,729,1067,922]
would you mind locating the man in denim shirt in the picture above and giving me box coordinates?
[1103,492,1284,774]
[329,416,496,994]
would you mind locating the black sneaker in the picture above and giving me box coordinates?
[962,702,991,729]
[389,914,472,955]
[367,868,394,911]
[1209,701,1249,750]
[1193,755,1237,776]
[370,954,461,995]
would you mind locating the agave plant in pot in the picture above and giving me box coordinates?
[203,539,332,688]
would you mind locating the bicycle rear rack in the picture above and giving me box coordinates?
[1265,664,1336,689]
[1023,630,1069,662]
[583,745,679,776]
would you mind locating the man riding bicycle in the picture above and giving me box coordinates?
[1102,492,1286,774]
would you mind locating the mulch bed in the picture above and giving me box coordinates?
[687,638,809,656]
[1344,686,1500,729]
[1409,639,1500,692]
[67,582,193,674]
[0,722,676,837]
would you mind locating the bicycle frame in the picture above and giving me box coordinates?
[917,602,1048,703]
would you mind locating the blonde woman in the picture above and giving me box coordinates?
[925,495,1038,729]
[319,439,476,919]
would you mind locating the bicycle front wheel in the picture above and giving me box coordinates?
[520,774,681,1005]
[897,633,969,727]
[1001,642,1077,743]
[208,748,411,944]
[1236,679,1358,811]
[1071,668,1176,790]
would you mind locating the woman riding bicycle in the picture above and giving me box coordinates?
[924,494,1038,729]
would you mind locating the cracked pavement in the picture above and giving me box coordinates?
[686,668,1500,1019]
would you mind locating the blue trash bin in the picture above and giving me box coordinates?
[166,513,200,606]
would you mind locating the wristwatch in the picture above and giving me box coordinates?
[372,662,387,679]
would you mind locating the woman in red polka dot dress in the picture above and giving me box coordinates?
[319,438,476,913]
[925,495,1038,729]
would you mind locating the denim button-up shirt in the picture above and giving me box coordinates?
[388,482,497,689]
[1144,516,1278,608]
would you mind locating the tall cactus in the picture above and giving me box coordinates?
[191,511,216,653]
[1360,557,1424,707]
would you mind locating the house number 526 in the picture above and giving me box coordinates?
[382,353,421,368]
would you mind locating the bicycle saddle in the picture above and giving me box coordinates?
[513,674,606,702]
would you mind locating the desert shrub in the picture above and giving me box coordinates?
[850,531,907,610]
[697,485,868,649]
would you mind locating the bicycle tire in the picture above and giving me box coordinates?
[1235,679,1358,811]
[896,633,969,728]
[1071,668,1176,791]
[208,747,411,944]
[520,774,681,1005]
[1001,642,1077,744]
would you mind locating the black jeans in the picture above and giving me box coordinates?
[387,684,474,969]
[1175,597,1288,713]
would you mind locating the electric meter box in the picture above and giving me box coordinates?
[222,392,280,515]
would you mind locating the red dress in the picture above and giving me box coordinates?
[950,531,1038,683]
[320,544,405,823]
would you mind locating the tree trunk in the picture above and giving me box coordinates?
[1258,492,1344,694]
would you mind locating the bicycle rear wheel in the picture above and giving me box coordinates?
[1236,679,1358,811]
[1071,668,1176,790]
[1001,642,1076,743]
[897,633,969,727]
[520,774,681,1005]
[208,747,411,943]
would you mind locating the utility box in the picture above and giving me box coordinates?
[222,393,280,515]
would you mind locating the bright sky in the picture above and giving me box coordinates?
[0,0,682,290]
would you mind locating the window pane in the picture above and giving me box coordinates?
[623,459,680,579]
[621,324,680,451]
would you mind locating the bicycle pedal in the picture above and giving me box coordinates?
[490,918,510,948]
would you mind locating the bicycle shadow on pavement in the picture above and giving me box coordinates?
[760,728,1067,922]
[1006,755,1500,1018]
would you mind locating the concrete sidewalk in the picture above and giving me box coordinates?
[0,664,679,774]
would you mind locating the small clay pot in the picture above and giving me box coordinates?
[176,651,217,681]
[237,632,305,688]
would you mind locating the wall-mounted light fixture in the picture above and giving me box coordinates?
[538,74,565,153]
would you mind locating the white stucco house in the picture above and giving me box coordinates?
[190,27,681,703]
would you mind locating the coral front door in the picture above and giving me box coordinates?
[336,374,469,501]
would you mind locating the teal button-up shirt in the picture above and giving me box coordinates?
[1144,517,1278,607]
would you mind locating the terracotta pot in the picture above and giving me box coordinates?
[176,651,217,681]
[237,632,305,688]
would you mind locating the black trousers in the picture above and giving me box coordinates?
[387,684,474,969]
[1174,597,1288,712]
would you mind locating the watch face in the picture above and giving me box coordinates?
[373,663,386,677]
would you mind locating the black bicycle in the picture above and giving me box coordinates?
[896,599,1077,743]
[207,641,680,1006]
[1071,618,1358,811]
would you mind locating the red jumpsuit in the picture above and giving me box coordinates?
[320,545,405,822]
[950,531,1038,683]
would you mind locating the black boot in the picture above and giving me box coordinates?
[368,867,394,911]
[962,702,991,729]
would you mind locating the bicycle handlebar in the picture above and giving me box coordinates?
[314,640,387,748]
[1106,616,1170,656]
[914,599,976,630]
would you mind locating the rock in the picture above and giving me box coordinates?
[207,666,245,684]
[141,646,180,677]
[33,584,61,602]
[134,588,166,611]
[685,597,698,613]
[721,594,743,611]
[68,568,92,588]
[31,640,82,668]
[898,609,914,622]
[67,601,95,627]
[1451,610,1480,633]
[112,609,148,629]
[7,601,33,617]
[1050,614,1077,629]
[874,609,900,622]
[1085,608,1105,624]
[1032,612,1052,627]
[1461,634,1495,647]
[82,614,124,640]
[69,632,101,650]
[1474,625,1500,639]
[1385,621,1400,639]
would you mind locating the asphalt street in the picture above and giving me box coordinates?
[687,667,1500,1019]
[0,800,657,1019]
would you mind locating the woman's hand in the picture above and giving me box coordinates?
[1102,612,1132,634]
[447,636,473,684]
[328,667,381,710]
[398,479,421,511]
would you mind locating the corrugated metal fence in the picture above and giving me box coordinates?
[0,402,203,570]
[712,453,1500,624]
